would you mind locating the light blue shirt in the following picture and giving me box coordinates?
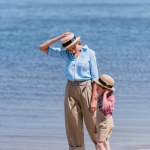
[48,45,98,81]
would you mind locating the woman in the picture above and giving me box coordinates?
[39,32,99,150]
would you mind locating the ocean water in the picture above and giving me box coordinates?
[0,0,150,150]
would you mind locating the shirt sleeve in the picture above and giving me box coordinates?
[103,95,115,112]
[47,47,66,59]
[89,51,99,81]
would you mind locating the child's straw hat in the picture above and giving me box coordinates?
[94,74,115,91]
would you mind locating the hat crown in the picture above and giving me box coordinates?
[60,32,80,49]
[100,74,114,86]
[61,33,74,44]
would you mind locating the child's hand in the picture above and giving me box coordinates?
[104,90,109,95]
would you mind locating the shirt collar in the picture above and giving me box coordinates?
[82,45,88,52]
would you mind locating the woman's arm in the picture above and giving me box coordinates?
[39,36,62,53]
[90,81,97,113]
[38,32,71,53]
[89,51,99,81]
[90,51,99,113]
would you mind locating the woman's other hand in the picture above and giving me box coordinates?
[90,100,97,113]
[60,32,72,39]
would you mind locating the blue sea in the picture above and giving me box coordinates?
[0,0,150,150]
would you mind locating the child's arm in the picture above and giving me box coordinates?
[102,91,115,111]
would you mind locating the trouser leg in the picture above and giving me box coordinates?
[64,82,85,150]
[80,82,97,148]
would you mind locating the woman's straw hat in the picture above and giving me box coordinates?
[94,74,115,91]
[61,33,80,49]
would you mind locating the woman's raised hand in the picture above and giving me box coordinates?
[60,32,72,39]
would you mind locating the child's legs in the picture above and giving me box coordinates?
[103,140,110,150]
[103,128,113,150]
[97,141,106,150]
[96,123,107,150]
[96,110,113,150]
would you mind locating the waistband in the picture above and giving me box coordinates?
[99,108,113,117]
[68,80,91,86]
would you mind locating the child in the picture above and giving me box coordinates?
[94,74,115,150]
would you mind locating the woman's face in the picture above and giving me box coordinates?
[96,85,105,95]
[66,42,79,54]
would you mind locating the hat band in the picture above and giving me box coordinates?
[62,36,76,48]
[98,78,113,88]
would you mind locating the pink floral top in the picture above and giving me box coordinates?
[98,92,115,117]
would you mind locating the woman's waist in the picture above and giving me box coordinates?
[68,79,91,86]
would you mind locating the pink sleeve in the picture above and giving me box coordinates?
[108,95,115,112]
[102,95,115,112]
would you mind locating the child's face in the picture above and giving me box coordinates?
[96,84,105,95]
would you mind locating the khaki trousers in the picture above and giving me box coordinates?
[64,80,97,150]
[96,108,114,142]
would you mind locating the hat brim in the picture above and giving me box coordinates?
[63,37,80,49]
[94,78,115,91]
